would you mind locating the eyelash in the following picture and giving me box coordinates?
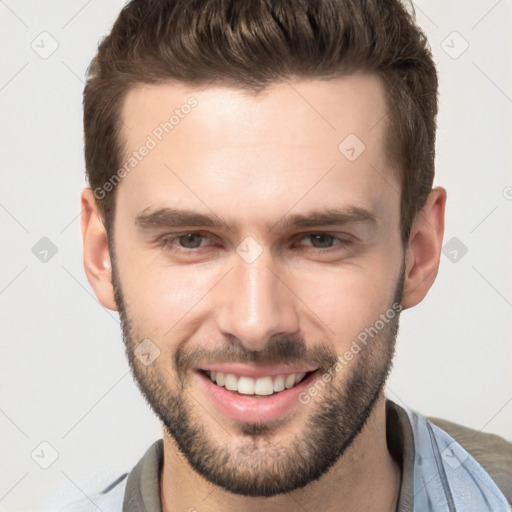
[156,231,353,254]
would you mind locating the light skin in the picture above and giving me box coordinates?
[81,73,446,511]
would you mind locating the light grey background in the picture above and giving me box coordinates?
[1,1,511,510]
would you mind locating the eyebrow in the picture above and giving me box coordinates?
[135,206,377,232]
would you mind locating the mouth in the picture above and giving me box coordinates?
[195,366,320,423]
[199,369,316,397]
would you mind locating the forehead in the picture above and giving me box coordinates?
[116,74,398,229]
[120,73,389,147]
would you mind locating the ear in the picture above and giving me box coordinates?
[80,188,118,311]
[401,186,447,310]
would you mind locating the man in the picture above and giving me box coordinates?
[69,0,512,510]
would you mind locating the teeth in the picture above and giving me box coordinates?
[238,376,255,395]
[294,372,306,384]
[273,375,285,392]
[254,376,274,395]
[284,374,296,389]
[206,371,310,396]
[225,373,238,391]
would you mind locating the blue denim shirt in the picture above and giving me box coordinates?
[402,405,511,511]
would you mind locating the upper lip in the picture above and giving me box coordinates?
[198,363,317,379]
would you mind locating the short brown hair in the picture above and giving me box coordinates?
[84,0,438,245]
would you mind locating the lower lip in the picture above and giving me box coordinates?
[195,370,319,423]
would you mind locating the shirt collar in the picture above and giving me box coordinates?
[122,398,414,511]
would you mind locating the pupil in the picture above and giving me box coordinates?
[312,234,333,248]
[180,233,202,248]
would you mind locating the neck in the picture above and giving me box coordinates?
[160,393,401,512]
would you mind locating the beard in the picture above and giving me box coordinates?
[110,245,404,498]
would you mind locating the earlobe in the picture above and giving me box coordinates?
[80,188,118,311]
[401,186,447,310]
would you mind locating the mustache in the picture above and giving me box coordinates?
[174,333,339,377]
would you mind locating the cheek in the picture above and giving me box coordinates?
[118,256,218,339]
[290,258,399,345]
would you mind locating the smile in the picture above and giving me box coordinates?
[195,366,320,423]
[203,370,314,396]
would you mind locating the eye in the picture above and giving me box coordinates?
[303,233,337,248]
[176,232,206,249]
[297,233,352,250]
[157,231,212,253]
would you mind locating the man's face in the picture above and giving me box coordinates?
[110,74,405,496]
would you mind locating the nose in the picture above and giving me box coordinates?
[214,247,300,351]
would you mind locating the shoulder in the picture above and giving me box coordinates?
[428,415,512,505]
[58,473,128,512]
